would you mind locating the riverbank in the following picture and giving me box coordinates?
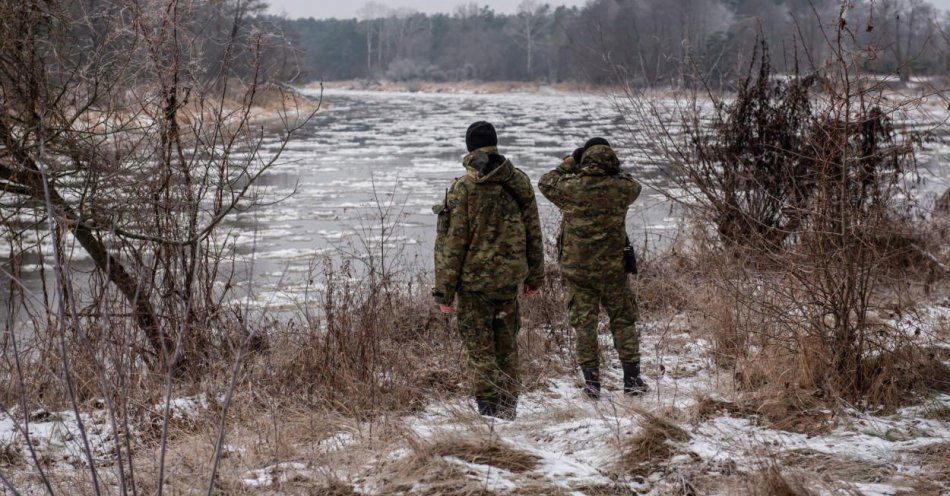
[315,79,606,96]
[3,78,950,496]
[2,293,948,494]
[2,224,949,494]
[312,77,950,100]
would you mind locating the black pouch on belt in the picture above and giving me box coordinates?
[623,236,638,275]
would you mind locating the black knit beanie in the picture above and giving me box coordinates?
[466,121,498,152]
[583,137,610,151]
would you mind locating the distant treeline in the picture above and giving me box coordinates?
[270,0,950,86]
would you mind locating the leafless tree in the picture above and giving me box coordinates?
[511,0,552,78]
[0,0,317,365]
[0,1,319,490]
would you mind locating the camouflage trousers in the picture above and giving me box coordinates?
[456,290,521,402]
[567,275,640,369]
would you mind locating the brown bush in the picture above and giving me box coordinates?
[694,269,950,416]
[619,23,949,429]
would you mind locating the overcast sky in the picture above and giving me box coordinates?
[267,0,950,20]
[267,0,591,19]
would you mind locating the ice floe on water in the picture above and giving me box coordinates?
[203,89,688,308]
[229,89,949,310]
[4,90,947,315]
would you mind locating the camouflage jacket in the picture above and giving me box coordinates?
[538,144,642,282]
[433,146,544,305]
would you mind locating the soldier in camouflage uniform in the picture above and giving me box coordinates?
[538,138,647,399]
[433,121,544,419]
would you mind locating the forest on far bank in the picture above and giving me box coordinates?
[269,0,950,86]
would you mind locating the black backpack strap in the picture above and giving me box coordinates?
[500,182,528,211]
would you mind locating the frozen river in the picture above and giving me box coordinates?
[2,88,948,313]
[221,89,683,308]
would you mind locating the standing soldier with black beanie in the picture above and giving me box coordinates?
[539,137,647,399]
[432,121,544,419]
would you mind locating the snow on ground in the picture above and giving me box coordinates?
[1,304,947,494]
[0,395,209,470]
[239,305,946,495]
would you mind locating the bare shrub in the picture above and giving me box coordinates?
[619,12,949,418]
[675,40,818,252]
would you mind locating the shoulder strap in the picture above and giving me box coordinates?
[499,182,528,211]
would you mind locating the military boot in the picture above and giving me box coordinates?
[581,368,601,399]
[622,362,648,396]
[475,397,498,417]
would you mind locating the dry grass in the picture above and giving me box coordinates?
[222,262,572,421]
[691,396,755,422]
[308,481,365,496]
[308,427,548,496]
[922,404,950,421]
[741,389,835,435]
[684,241,950,431]
[0,442,22,467]
[690,390,835,435]
[634,237,700,315]
[915,442,950,482]
[893,443,950,495]
[617,409,691,477]
[743,465,817,496]
[780,449,893,483]
[428,435,540,474]
[372,449,500,496]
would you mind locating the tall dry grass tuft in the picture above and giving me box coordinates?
[428,435,540,473]
[617,408,691,477]
[241,260,464,417]
[744,465,817,496]
[633,232,700,315]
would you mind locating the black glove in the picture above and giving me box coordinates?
[571,147,584,165]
